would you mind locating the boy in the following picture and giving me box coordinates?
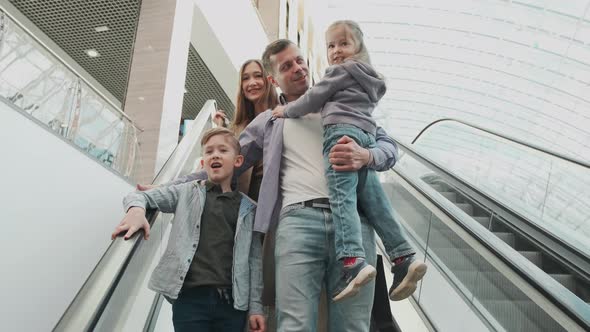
[111,127,265,332]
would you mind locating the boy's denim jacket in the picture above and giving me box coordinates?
[123,180,263,315]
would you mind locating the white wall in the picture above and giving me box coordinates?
[189,0,270,101]
[0,104,133,331]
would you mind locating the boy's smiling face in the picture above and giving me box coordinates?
[201,134,243,184]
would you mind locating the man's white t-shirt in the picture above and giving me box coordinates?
[280,113,330,208]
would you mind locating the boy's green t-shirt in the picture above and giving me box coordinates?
[182,181,242,289]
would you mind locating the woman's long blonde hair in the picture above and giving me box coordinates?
[232,59,278,134]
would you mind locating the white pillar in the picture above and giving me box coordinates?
[124,0,193,183]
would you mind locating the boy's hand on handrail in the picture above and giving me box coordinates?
[328,135,371,171]
[111,207,150,241]
[248,314,266,332]
[137,184,156,191]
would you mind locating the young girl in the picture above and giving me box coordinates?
[272,20,427,302]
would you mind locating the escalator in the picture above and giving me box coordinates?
[424,175,590,305]
[53,100,219,331]
[380,119,590,331]
[53,114,590,331]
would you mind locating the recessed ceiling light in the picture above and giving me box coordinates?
[94,26,110,32]
[85,49,100,57]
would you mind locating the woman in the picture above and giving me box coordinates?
[139,59,277,200]
[215,59,278,201]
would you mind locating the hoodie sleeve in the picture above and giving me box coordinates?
[367,126,399,171]
[283,65,353,118]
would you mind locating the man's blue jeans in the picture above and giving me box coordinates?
[171,286,247,332]
[275,205,377,331]
[323,124,414,261]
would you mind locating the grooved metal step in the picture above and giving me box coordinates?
[440,191,457,202]
[518,251,542,267]
[494,232,515,247]
[550,274,576,293]
[430,184,444,192]
[456,203,474,215]
[474,216,491,228]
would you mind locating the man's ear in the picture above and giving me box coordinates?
[234,155,244,168]
[268,75,279,88]
[200,158,204,168]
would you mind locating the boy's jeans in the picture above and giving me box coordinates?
[172,286,247,332]
[275,205,377,331]
[323,124,415,261]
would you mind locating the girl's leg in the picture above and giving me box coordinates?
[323,124,366,261]
[324,125,376,302]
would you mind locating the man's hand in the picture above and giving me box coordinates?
[111,207,150,240]
[136,184,156,191]
[328,135,371,172]
[249,315,266,332]
[271,105,286,118]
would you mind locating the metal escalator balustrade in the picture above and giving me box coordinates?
[54,100,220,331]
[411,119,590,261]
[378,124,590,331]
[0,10,141,182]
[423,177,590,306]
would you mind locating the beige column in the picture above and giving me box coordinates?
[124,0,193,183]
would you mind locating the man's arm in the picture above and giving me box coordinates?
[282,65,352,118]
[369,126,399,171]
[328,126,398,172]
[248,231,265,331]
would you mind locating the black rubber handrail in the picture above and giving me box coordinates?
[411,118,590,169]
[392,139,590,329]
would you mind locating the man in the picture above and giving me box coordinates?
[166,39,399,331]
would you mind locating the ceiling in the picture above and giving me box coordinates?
[327,0,590,162]
[9,0,141,102]
[8,0,233,120]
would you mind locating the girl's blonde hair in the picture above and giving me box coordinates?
[232,59,279,134]
[326,20,372,65]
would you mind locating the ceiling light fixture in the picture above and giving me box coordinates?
[85,49,100,57]
[94,26,110,32]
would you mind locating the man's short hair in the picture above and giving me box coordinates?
[262,39,296,75]
[200,127,240,154]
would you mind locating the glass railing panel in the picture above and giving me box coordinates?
[53,100,220,331]
[0,10,141,182]
[382,150,580,331]
[472,253,566,332]
[412,121,590,257]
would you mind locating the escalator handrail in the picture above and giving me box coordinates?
[391,140,590,330]
[396,137,590,265]
[411,118,590,169]
[53,100,219,331]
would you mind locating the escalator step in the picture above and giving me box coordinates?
[518,251,542,267]
[494,232,515,247]
[456,203,474,215]
[482,299,559,331]
[430,184,443,191]
[440,191,457,202]
[474,216,491,228]
[549,274,576,293]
